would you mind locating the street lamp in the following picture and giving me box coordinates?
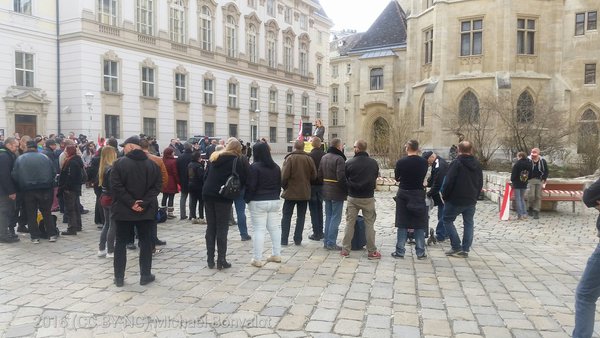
[85,92,94,137]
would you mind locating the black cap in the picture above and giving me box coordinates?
[26,140,37,149]
[422,151,433,160]
[45,139,57,147]
[119,135,141,147]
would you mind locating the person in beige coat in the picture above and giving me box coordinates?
[280,140,317,245]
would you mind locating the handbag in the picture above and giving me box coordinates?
[219,157,242,199]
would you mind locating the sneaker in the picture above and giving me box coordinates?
[340,249,350,257]
[266,256,281,263]
[407,238,416,245]
[417,254,428,260]
[191,218,199,224]
[427,229,437,245]
[48,236,57,242]
[250,259,263,268]
[391,252,404,259]
[197,218,207,224]
[368,251,382,260]
[126,243,137,250]
[180,216,188,220]
[325,244,342,251]
[61,230,77,236]
[97,249,107,257]
[308,233,323,241]
[445,248,462,256]
[31,239,40,244]
[106,252,114,258]
[241,235,252,241]
[450,251,468,258]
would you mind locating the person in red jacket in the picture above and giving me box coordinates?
[161,147,179,218]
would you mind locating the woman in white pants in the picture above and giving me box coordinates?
[246,142,282,267]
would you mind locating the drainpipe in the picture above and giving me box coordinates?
[56,0,61,134]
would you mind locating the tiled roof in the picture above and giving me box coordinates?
[331,33,365,56]
[350,1,407,53]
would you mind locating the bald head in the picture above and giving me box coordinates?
[293,140,304,151]
[458,141,473,155]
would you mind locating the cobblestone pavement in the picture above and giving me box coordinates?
[1,187,599,338]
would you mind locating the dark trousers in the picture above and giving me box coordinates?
[114,219,153,279]
[161,193,175,207]
[23,189,55,239]
[308,185,324,236]
[205,199,232,262]
[281,199,308,245]
[189,191,204,219]
[0,196,15,239]
[16,193,27,228]
[63,190,82,233]
[93,185,104,225]
[179,190,189,218]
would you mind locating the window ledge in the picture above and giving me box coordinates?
[140,96,159,101]
[583,83,597,87]
[203,104,217,108]
[101,91,123,97]
[228,107,240,111]
[174,100,190,105]
[367,90,385,94]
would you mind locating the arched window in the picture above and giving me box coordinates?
[284,38,293,72]
[459,91,480,123]
[200,6,212,51]
[247,24,257,63]
[517,91,534,123]
[299,42,308,76]
[226,15,237,57]
[578,109,599,153]
[266,31,277,68]
[370,68,383,90]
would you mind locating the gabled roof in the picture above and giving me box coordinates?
[349,1,407,53]
[331,32,365,56]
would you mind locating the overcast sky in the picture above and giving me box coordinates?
[320,0,392,32]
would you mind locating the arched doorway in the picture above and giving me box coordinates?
[372,117,390,155]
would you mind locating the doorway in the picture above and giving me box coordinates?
[15,114,37,137]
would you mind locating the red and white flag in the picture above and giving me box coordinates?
[297,118,304,141]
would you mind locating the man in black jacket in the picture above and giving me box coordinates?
[573,178,600,338]
[12,140,57,243]
[0,138,20,243]
[422,151,449,244]
[441,141,483,258]
[111,135,162,287]
[341,140,381,260]
[308,136,326,241]
[176,143,193,220]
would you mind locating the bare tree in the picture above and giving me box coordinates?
[372,116,416,169]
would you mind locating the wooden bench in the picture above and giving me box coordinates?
[509,182,584,213]
[541,182,585,213]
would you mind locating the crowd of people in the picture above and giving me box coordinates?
[2,129,600,338]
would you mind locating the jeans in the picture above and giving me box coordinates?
[114,219,153,279]
[514,188,527,217]
[527,178,543,212]
[0,196,15,239]
[99,205,116,253]
[435,203,447,240]
[281,200,308,245]
[249,200,282,260]
[308,185,324,236]
[179,191,189,218]
[443,202,476,253]
[396,228,426,257]
[24,189,55,239]
[574,243,600,338]
[63,190,82,233]
[324,200,344,247]
[189,191,204,219]
[342,197,377,253]
[205,199,232,262]
[234,188,249,238]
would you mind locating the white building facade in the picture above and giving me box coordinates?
[1,0,332,151]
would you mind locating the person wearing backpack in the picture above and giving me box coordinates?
[511,152,531,220]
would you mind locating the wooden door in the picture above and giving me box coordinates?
[15,114,37,138]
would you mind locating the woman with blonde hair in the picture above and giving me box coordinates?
[98,146,118,257]
[203,138,248,269]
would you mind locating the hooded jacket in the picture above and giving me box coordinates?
[110,149,162,221]
[510,158,532,189]
[12,150,56,192]
[442,154,483,206]
[426,156,449,206]
[0,147,17,197]
[281,150,317,200]
[318,147,347,201]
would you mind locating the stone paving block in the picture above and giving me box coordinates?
[529,315,561,331]
[482,326,513,338]
[504,318,535,330]
[338,308,364,321]
[365,314,391,329]
[310,308,338,322]
[475,314,504,327]
[447,307,475,321]
[4,323,37,338]
[333,319,363,336]
[511,329,543,338]
[392,325,420,338]
[422,319,451,336]
[305,320,333,333]
[276,315,307,331]
[538,331,570,338]
[452,320,480,334]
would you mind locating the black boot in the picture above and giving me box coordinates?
[207,257,215,269]
[217,258,231,270]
